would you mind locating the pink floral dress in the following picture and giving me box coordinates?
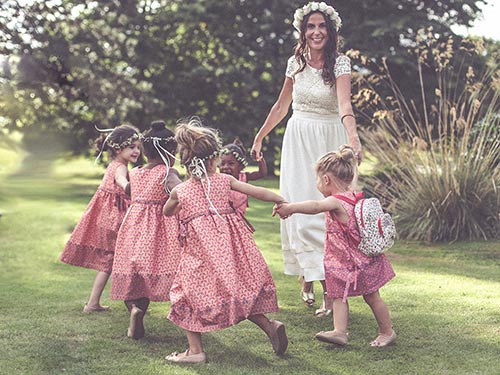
[168,173,278,332]
[110,165,180,301]
[228,172,248,215]
[60,160,130,273]
[324,192,395,302]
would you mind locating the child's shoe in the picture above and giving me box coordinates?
[165,350,207,364]
[83,304,110,313]
[370,329,396,347]
[315,330,348,346]
[268,320,288,355]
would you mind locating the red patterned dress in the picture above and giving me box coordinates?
[60,160,130,273]
[168,173,278,332]
[228,171,248,215]
[110,165,180,301]
[324,192,395,302]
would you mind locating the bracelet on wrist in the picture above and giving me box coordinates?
[341,114,356,125]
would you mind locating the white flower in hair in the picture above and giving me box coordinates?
[293,1,342,32]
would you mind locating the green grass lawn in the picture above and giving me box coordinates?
[1,153,500,375]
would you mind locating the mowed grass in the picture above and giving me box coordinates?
[1,153,500,375]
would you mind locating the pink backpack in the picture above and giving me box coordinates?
[334,192,396,257]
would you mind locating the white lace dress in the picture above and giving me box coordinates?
[281,54,351,282]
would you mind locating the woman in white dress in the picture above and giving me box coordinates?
[251,2,362,316]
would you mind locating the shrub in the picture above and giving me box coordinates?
[354,29,500,242]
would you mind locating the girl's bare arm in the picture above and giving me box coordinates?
[163,187,181,216]
[229,175,284,203]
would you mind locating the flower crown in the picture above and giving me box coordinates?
[293,2,342,32]
[186,150,220,178]
[107,133,142,150]
[142,136,176,143]
[221,147,248,167]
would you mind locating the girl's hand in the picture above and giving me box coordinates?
[272,202,282,217]
[274,202,293,219]
[166,168,182,191]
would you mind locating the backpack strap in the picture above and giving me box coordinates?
[333,191,364,206]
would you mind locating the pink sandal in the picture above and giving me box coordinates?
[315,330,348,346]
[370,330,396,347]
[165,349,207,364]
[83,304,110,313]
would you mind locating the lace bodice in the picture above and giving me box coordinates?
[285,55,351,115]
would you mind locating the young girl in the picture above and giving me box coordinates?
[110,121,182,339]
[275,145,396,347]
[60,124,141,312]
[163,119,288,364]
[219,139,267,215]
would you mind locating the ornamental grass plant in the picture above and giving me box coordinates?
[352,29,500,242]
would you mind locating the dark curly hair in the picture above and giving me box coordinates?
[293,10,339,86]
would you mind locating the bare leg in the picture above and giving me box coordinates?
[363,291,392,335]
[314,298,349,345]
[84,271,110,311]
[165,330,206,363]
[126,297,149,339]
[249,314,288,355]
[300,277,315,307]
[315,280,332,317]
[248,314,272,332]
[186,331,203,355]
[332,298,349,334]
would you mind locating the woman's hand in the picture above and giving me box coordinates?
[349,136,363,165]
[250,141,263,161]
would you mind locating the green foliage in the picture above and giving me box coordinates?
[0,0,489,164]
[359,30,500,242]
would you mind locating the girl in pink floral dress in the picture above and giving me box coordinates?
[219,139,267,215]
[162,119,288,364]
[111,121,182,339]
[276,145,396,348]
[60,124,141,313]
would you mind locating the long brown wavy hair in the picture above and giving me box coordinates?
[293,10,339,86]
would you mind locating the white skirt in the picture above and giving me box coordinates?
[280,110,348,282]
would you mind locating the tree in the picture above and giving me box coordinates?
[0,0,490,170]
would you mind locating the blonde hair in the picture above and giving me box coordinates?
[175,117,221,170]
[315,145,357,185]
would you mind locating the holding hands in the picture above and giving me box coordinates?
[273,202,292,219]
[250,141,264,162]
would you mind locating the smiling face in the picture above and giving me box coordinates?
[115,140,141,164]
[305,12,329,52]
[218,153,243,178]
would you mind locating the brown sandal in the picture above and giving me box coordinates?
[268,320,288,355]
